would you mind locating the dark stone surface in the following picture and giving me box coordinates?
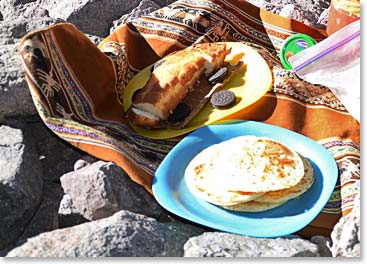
[7,210,205,257]
[0,124,43,250]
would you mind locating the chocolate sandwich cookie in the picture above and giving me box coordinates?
[151,59,166,73]
[210,90,236,109]
[208,66,228,85]
[168,103,191,123]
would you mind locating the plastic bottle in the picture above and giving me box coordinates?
[326,0,360,36]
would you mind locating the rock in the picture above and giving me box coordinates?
[18,182,64,241]
[0,42,36,119]
[183,233,320,257]
[0,11,62,42]
[22,5,50,19]
[0,125,43,250]
[58,194,89,228]
[247,0,330,28]
[279,4,312,26]
[6,210,204,257]
[60,161,163,221]
[294,0,330,26]
[73,156,97,171]
[316,7,329,29]
[25,119,96,181]
[0,1,49,21]
[58,194,78,215]
[152,0,176,6]
[0,17,62,119]
[3,117,96,181]
[111,0,161,33]
[246,0,267,8]
[73,159,90,171]
[330,192,360,257]
[85,34,104,45]
[41,0,143,37]
[310,235,332,257]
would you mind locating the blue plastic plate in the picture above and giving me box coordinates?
[152,121,338,237]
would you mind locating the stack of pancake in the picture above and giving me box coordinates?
[184,136,314,212]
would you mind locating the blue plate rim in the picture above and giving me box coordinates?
[152,121,338,237]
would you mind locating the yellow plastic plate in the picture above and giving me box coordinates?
[123,42,272,139]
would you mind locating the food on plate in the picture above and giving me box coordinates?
[210,90,236,109]
[184,141,265,206]
[184,136,314,212]
[255,156,314,204]
[127,43,243,129]
[221,200,287,212]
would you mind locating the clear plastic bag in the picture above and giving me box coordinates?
[289,20,360,121]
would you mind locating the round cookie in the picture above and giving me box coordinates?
[210,90,236,109]
[168,103,190,123]
[208,67,228,84]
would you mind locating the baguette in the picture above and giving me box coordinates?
[127,43,239,129]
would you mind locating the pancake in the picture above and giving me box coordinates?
[221,136,304,192]
[184,136,305,205]
[221,200,287,212]
[185,142,264,205]
[255,156,314,203]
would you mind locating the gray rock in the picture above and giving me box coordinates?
[279,4,312,26]
[58,194,78,215]
[0,17,62,119]
[248,0,330,28]
[22,5,49,19]
[316,7,329,29]
[60,161,163,221]
[330,192,360,257]
[25,119,95,181]
[0,4,59,118]
[183,233,320,257]
[246,0,267,8]
[0,1,50,21]
[0,42,36,119]
[73,159,90,171]
[151,0,176,6]
[18,182,64,241]
[3,117,96,181]
[58,194,89,228]
[0,125,43,250]
[0,10,62,41]
[41,0,143,37]
[310,235,332,257]
[73,156,97,171]
[6,210,204,257]
[111,0,161,33]
[85,34,104,45]
[294,0,330,26]
[0,1,50,22]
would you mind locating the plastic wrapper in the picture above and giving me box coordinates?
[289,20,360,121]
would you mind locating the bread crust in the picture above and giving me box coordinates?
[129,43,231,128]
[127,107,160,128]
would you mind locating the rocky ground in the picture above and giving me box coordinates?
[0,0,360,257]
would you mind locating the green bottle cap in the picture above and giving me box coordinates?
[280,33,316,70]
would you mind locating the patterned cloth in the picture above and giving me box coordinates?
[19,0,360,237]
